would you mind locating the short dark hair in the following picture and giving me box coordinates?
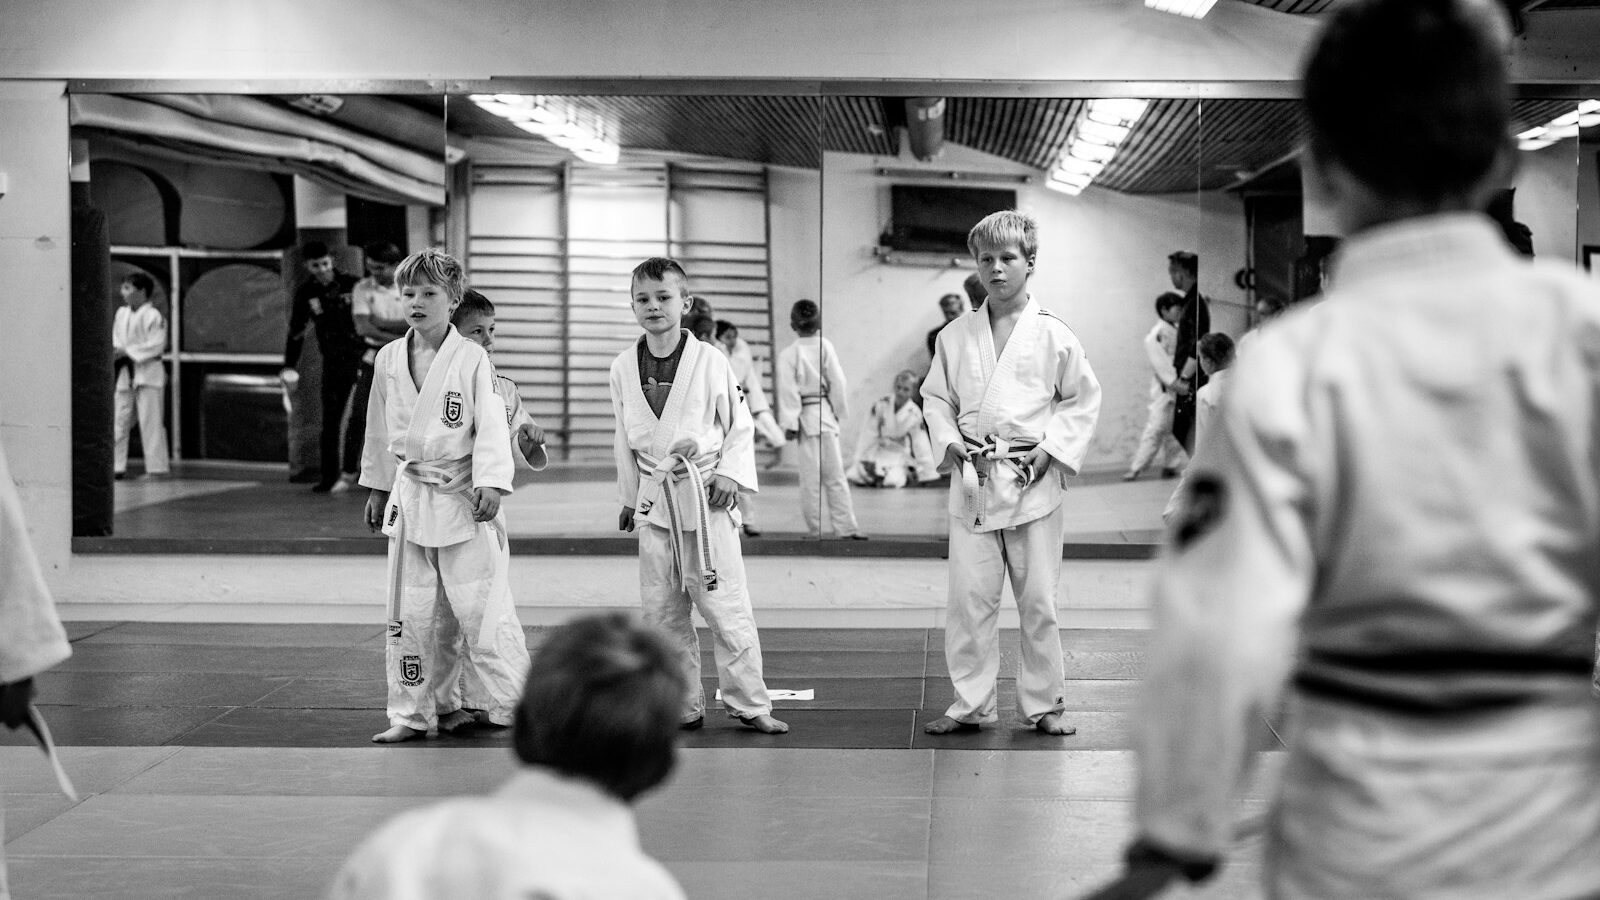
[685,313,716,341]
[122,272,155,297]
[1303,0,1511,203]
[1155,291,1185,316]
[962,272,987,307]
[364,241,404,265]
[1167,251,1198,278]
[1199,332,1236,369]
[512,613,687,801]
[790,299,820,331]
[301,241,330,260]
[452,289,494,326]
[939,292,963,307]
[631,257,689,288]
[714,319,738,340]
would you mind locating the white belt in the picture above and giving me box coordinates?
[636,450,721,592]
[960,434,1039,528]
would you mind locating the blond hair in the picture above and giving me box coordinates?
[967,210,1037,260]
[395,247,465,301]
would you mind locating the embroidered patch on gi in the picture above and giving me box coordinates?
[1173,474,1226,550]
[441,390,464,428]
[387,505,400,527]
[386,620,403,641]
[399,654,424,686]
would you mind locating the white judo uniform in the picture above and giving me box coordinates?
[1134,215,1600,899]
[1126,317,1186,476]
[610,330,773,721]
[1162,366,1233,523]
[359,327,525,731]
[921,297,1101,724]
[326,767,685,900]
[433,372,544,719]
[775,334,861,537]
[0,436,72,900]
[725,336,786,448]
[846,395,940,487]
[112,302,170,475]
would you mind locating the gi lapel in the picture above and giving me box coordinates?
[405,326,466,462]
[975,296,1037,438]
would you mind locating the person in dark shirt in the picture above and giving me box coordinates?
[1166,250,1210,454]
[279,242,364,492]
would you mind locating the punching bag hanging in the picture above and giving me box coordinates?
[71,150,114,536]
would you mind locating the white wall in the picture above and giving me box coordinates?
[818,145,1247,471]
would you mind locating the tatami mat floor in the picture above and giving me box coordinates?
[3,622,1281,899]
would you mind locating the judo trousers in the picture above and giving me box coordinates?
[942,505,1067,725]
[113,384,169,475]
[386,528,528,730]
[638,512,772,721]
[1128,392,1186,475]
[797,432,860,537]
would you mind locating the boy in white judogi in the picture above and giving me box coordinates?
[359,250,523,744]
[112,272,170,477]
[0,430,72,900]
[922,210,1102,737]
[1122,292,1187,481]
[429,290,547,730]
[847,369,940,488]
[1097,3,1600,898]
[714,320,784,537]
[611,257,786,734]
[775,300,866,539]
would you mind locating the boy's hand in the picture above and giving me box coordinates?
[942,442,970,472]
[279,367,300,387]
[473,487,505,522]
[619,507,636,532]
[706,474,739,509]
[0,678,36,729]
[784,429,799,441]
[365,489,389,532]
[1021,445,1053,483]
[518,421,545,447]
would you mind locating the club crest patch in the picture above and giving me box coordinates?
[1174,474,1227,550]
[386,620,403,642]
[441,391,464,428]
[399,654,424,686]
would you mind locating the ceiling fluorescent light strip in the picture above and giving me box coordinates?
[1144,0,1219,19]
[1517,100,1600,151]
[1046,98,1148,196]
[469,93,620,165]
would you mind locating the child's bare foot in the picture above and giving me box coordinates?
[737,713,789,734]
[1035,711,1077,736]
[437,709,476,734]
[371,724,426,743]
[923,716,980,735]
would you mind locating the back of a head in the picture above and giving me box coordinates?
[364,241,404,265]
[452,289,494,326]
[791,299,820,330]
[685,313,716,342]
[714,319,737,340]
[962,272,987,307]
[512,613,687,802]
[1199,332,1236,369]
[1303,0,1511,204]
[395,248,465,300]
[1155,291,1186,317]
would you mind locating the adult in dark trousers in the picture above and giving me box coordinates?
[1166,250,1209,454]
[280,242,363,492]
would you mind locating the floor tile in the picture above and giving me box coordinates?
[911,710,1283,751]
[251,677,386,709]
[637,795,930,862]
[4,856,348,900]
[78,622,383,647]
[172,707,514,749]
[739,628,930,652]
[0,746,182,794]
[6,794,419,859]
[667,861,928,900]
[920,678,1140,712]
[2,794,80,841]
[677,709,917,749]
[701,676,925,709]
[929,629,1150,653]
[51,643,360,676]
[665,748,933,798]
[0,706,230,747]
[33,670,290,708]
[924,647,1149,680]
[704,649,928,678]
[63,621,122,641]
[930,749,1286,802]
[110,747,516,797]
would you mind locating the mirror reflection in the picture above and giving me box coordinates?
[72,89,1588,548]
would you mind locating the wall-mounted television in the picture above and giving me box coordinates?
[884,185,1019,255]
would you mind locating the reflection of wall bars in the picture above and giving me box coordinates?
[1045,99,1149,196]
[469,94,620,165]
[1517,100,1600,151]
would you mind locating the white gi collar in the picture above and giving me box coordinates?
[495,767,642,849]
[1329,213,1511,292]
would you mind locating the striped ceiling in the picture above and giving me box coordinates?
[447,95,1588,195]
